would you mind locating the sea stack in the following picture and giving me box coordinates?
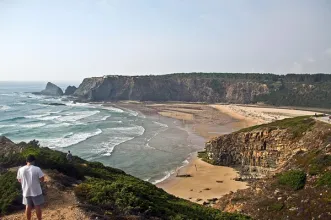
[38,82,64,96]
[64,86,77,95]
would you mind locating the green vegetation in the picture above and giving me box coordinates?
[269,202,284,211]
[0,140,251,219]
[293,150,331,176]
[316,172,331,187]
[277,170,306,190]
[238,116,315,139]
[309,155,331,175]
[197,151,215,165]
[75,178,250,220]
[0,172,22,215]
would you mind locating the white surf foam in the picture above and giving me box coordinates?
[101,116,110,121]
[39,115,61,121]
[145,143,156,150]
[101,106,124,113]
[25,113,50,119]
[97,136,134,157]
[152,170,176,184]
[46,122,71,128]
[0,105,11,111]
[0,124,17,128]
[40,128,102,148]
[106,125,145,136]
[57,110,100,122]
[66,102,96,108]
[153,121,169,128]
[0,93,15,97]
[21,123,46,128]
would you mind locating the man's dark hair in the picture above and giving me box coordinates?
[68,151,71,153]
[26,155,36,163]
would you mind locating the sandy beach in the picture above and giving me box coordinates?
[157,154,248,205]
[116,102,320,205]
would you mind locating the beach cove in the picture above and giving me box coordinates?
[117,102,318,205]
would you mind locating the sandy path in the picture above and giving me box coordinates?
[3,173,88,220]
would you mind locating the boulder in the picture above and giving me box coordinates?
[34,82,63,96]
[64,86,77,95]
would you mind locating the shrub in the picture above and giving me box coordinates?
[316,172,331,187]
[0,172,23,215]
[309,155,331,175]
[75,178,251,219]
[269,202,284,211]
[278,170,306,190]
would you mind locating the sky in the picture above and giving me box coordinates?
[0,0,331,81]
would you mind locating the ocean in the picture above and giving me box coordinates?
[0,81,204,183]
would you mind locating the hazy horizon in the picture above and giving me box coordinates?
[1,0,331,81]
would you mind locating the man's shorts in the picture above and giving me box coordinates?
[23,194,44,206]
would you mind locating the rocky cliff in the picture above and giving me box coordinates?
[202,117,331,219]
[73,75,269,103]
[73,73,331,107]
[34,82,63,96]
[204,116,317,177]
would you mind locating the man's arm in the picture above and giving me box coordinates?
[38,168,45,182]
[17,168,21,183]
[39,176,45,182]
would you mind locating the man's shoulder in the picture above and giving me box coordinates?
[32,165,42,170]
[18,165,28,171]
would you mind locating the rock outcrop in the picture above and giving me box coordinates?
[64,86,77,95]
[34,82,63,96]
[73,73,331,107]
[208,119,331,220]
[204,116,318,177]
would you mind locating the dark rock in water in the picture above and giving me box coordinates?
[34,82,63,96]
[64,86,77,95]
[43,103,66,106]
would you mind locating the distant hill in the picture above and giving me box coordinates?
[73,73,331,108]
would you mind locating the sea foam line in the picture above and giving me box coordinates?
[0,105,11,111]
[40,128,102,148]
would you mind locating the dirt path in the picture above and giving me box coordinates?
[3,173,89,220]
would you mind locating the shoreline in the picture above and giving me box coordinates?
[114,102,249,204]
[114,102,320,205]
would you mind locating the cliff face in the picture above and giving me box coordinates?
[74,75,269,103]
[205,129,289,170]
[207,118,331,220]
[204,117,318,176]
[74,73,331,107]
